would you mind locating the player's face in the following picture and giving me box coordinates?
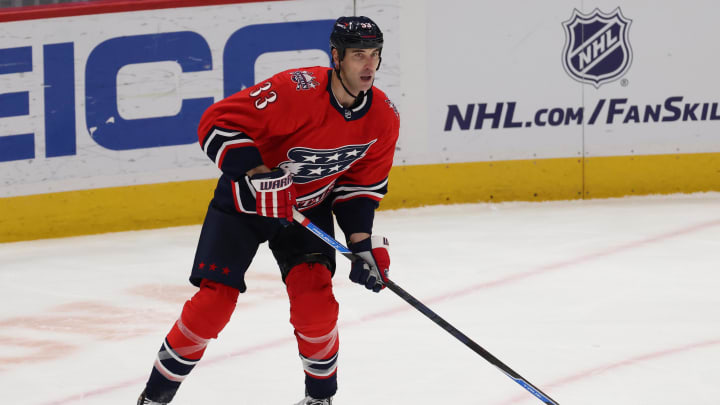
[340,48,381,93]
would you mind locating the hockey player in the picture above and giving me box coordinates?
[137,16,399,405]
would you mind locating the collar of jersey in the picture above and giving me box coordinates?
[326,69,373,121]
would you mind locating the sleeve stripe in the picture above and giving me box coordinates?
[202,127,256,165]
[333,177,388,193]
[331,177,388,206]
[202,127,242,155]
[332,191,384,205]
[216,139,256,169]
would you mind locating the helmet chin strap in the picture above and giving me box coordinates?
[334,62,370,109]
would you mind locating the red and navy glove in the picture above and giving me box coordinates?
[248,168,296,222]
[349,235,390,292]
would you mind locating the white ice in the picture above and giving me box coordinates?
[1,193,719,405]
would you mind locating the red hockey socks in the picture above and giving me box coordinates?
[286,262,340,399]
[143,279,239,402]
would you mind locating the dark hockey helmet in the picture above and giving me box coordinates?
[330,16,384,62]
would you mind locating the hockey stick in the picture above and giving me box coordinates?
[292,208,560,405]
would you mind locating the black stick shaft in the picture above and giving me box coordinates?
[292,209,559,404]
[384,279,559,405]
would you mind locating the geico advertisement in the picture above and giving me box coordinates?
[431,1,720,163]
[0,1,358,198]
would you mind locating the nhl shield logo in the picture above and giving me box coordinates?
[562,8,633,87]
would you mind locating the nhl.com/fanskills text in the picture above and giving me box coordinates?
[444,96,720,131]
[444,8,720,131]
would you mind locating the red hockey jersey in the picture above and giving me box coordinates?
[197,66,400,235]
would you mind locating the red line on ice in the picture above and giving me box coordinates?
[421,218,720,307]
[496,337,720,405]
[35,218,720,404]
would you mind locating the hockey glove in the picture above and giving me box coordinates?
[248,168,297,222]
[349,235,390,293]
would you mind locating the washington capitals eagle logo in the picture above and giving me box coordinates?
[290,70,320,91]
[562,8,633,87]
[278,141,376,184]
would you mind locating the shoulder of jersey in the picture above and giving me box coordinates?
[372,86,400,122]
[272,66,329,94]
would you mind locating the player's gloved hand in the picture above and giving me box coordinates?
[349,235,390,292]
[248,167,296,222]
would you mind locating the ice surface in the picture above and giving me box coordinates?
[1,193,719,404]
